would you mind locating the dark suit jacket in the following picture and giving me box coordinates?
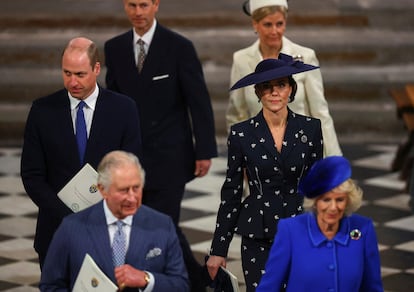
[211,110,323,256]
[257,213,383,292]
[39,203,189,292]
[20,86,142,258]
[104,23,217,189]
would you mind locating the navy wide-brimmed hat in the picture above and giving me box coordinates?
[298,156,352,199]
[229,53,319,91]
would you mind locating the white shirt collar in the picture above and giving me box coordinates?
[133,19,157,47]
[68,83,99,110]
[103,200,133,226]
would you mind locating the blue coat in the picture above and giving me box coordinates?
[210,110,323,256]
[104,23,217,189]
[40,203,189,292]
[257,212,384,292]
[21,86,142,259]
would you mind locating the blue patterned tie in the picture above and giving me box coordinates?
[76,101,87,165]
[112,220,126,267]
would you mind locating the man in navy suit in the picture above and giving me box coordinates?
[40,150,188,291]
[21,37,142,268]
[104,1,217,290]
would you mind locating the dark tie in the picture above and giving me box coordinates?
[76,101,87,165]
[112,220,126,267]
[137,39,146,73]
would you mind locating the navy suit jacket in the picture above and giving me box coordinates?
[21,86,142,257]
[211,110,323,256]
[257,213,384,292]
[40,203,189,292]
[104,23,217,189]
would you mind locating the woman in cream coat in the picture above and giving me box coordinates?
[227,0,341,156]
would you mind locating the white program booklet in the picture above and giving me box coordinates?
[57,163,102,212]
[73,254,117,292]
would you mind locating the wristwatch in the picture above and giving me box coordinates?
[143,272,150,288]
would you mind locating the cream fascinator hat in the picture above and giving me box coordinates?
[243,0,288,16]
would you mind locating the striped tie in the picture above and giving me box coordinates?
[137,39,146,73]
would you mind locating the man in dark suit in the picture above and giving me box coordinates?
[104,1,217,290]
[20,37,142,268]
[40,150,188,291]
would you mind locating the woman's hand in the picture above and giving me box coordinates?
[206,255,227,280]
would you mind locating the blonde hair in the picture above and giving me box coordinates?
[304,179,363,216]
[251,5,288,22]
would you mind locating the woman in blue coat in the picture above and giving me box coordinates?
[206,54,323,291]
[257,156,384,291]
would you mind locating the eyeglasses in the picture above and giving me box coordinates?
[255,80,289,94]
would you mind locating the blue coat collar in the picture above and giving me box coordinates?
[307,212,350,246]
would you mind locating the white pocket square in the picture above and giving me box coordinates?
[152,74,169,81]
[146,247,162,259]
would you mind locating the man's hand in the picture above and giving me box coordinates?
[114,264,148,290]
[194,159,212,177]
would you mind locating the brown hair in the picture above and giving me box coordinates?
[62,37,100,69]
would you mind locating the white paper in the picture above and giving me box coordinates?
[73,254,118,292]
[58,163,102,212]
[221,266,240,292]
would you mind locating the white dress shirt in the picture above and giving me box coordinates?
[69,83,99,137]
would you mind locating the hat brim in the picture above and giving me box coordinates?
[230,61,318,91]
[242,0,251,16]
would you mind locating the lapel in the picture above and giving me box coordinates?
[280,36,294,56]
[138,24,169,86]
[125,208,147,267]
[122,30,139,74]
[250,110,308,162]
[282,109,304,158]
[246,39,262,71]
[115,30,143,89]
[56,91,82,165]
[249,111,279,160]
[85,87,105,159]
[281,36,307,63]
[86,203,115,280]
